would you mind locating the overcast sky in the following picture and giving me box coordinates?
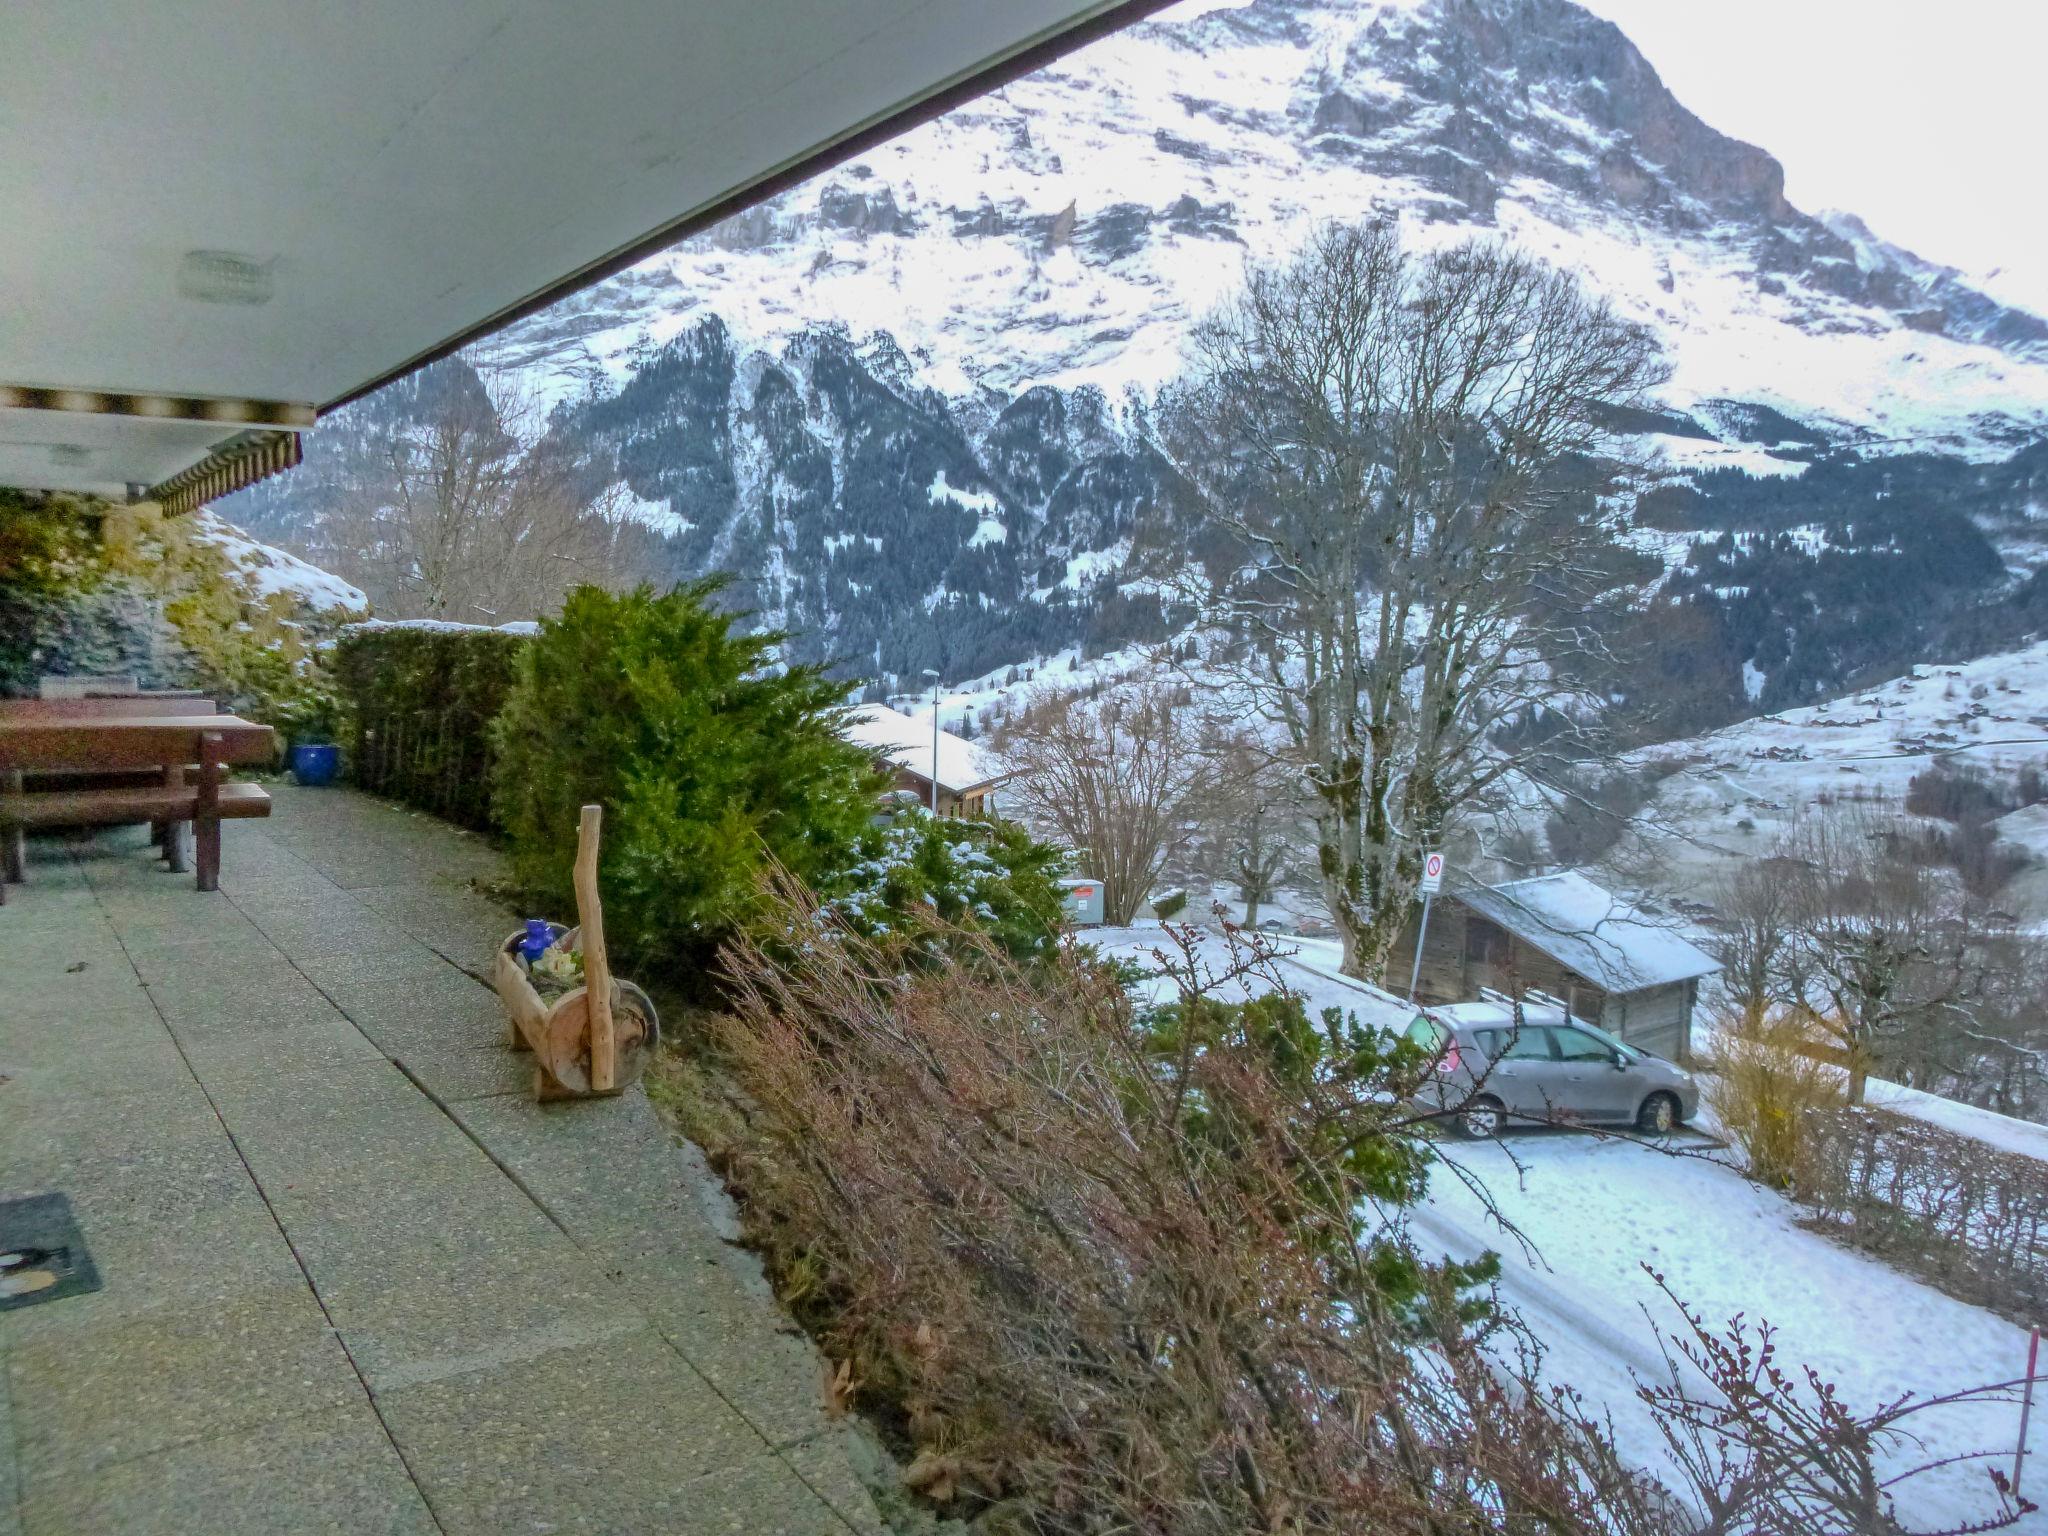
[1575,0,2048,314]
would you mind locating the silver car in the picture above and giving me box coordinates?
[1405,1001,1699,1139]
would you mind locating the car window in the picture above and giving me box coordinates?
[1404,1015,1450,1056]
[1492,1026,1554,1061]
[1554,1027,1616,1063]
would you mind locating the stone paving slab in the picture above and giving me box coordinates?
[0,785,877,1534]
[8,1279,364,1486]
[15,1404,437,1536]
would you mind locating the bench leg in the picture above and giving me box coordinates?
[195,814,220,893]
[3,772,24,890]
[158,763,187,873]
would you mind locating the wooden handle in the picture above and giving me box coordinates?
[574,804,616,1092]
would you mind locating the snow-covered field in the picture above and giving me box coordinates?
[1419,1132,2037,1530]
[1620,639,2048,917]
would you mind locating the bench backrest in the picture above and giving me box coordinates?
[0,717,272,773]
[0,697,217,721]
[39,675,138,699]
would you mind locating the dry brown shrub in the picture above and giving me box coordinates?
[1702,1010,1844,1190]
[709,880,1671,1535]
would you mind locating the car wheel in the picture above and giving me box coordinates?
[1636,1092,1680,1136]
[1458,1097,1504,1139]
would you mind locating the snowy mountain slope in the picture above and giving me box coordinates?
[232,0,2048,716]
[189,512,368,615]
[501,0,2048,457]
[1613,640,2048,910]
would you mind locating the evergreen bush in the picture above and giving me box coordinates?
[820,809,1067,961]
[491,581,883,975]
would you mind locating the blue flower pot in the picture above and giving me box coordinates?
[288,743,341,787]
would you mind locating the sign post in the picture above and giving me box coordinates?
[2017,1324,2041,1498]
[1407,851,1446,1003]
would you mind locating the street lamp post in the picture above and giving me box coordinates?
[921,668,941,815]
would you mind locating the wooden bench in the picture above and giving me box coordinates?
[0,718,275,896]
[0,697,222,849]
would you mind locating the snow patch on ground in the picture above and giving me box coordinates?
[1417,1133,2035,1530]
[928,469,999,515]
[192,512,368,613]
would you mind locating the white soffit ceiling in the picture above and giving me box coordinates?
[0,0,1155,498]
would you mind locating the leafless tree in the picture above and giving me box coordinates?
[1192,729,1312,929]
[1167,220,1663,981]
[323,355,662,621]
[1706,856,1807,1030]
[995,684,1217,926]
[1775,804,1979,1106]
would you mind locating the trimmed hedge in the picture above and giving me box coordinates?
[332,623,530,830]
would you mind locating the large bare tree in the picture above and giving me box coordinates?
[1776,803,1978,1105]
[1168,221,1663,980]
[323,355,661,621]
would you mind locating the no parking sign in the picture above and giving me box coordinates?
[1419,851,1446,894]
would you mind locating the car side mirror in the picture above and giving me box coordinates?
[1611,1051,1628,1070]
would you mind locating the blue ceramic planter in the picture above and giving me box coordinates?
[288,743,341,787]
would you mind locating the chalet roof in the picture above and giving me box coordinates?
[845,705,1004,796]
[1454,871,1721,993]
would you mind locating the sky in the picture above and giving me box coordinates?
[1574,0,2048,315]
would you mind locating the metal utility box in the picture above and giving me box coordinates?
[1059,876,1105,926]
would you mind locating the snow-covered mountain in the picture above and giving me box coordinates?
[502,0,2048,456]
[230,0,2048,718]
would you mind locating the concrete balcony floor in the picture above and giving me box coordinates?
[1,785,877,1535]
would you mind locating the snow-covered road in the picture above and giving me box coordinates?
[1419,1131,2039,1530]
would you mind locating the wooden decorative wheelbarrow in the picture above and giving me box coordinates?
[493,805,659,1101]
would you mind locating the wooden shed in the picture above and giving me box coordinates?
[1387,870,1720,1061]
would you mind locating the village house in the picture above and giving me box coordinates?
[845,704,1007,817]
[1388,870,1721,1061]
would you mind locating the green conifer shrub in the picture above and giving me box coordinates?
[491,580,883,975]
[820,809,1067,962]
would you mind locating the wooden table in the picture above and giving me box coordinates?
[0,715,276,893]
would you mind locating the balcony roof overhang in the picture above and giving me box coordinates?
[1,0,1167,505]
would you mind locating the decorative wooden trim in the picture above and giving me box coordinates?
[149,430,302,515]
[0,384,313,429]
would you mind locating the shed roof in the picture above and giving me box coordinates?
[845,705,1004,796]
[1454,871,1721,993]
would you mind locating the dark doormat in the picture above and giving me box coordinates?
[0,1193,101,1310]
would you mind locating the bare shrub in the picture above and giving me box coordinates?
[1801,1105,2048,1325]
[1702,1010,1844,1190]
[1641,1272,2035,1534]
[710,883,1670,1534]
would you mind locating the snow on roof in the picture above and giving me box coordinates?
[1455,871,1721,993]
[843,704,1003,795]
[1425,998,1571,1031]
